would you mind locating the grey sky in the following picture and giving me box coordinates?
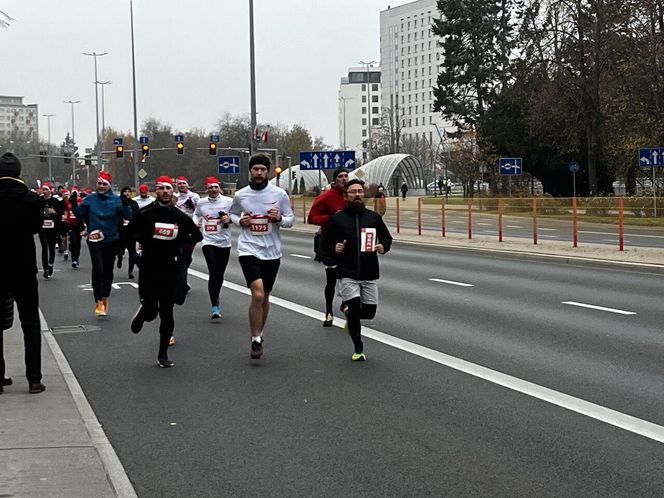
[1,0,408,151]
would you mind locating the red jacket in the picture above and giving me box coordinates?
[307,186,345,233]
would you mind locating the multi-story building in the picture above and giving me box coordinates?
[338,66,381,164]
[379,0,449,151]
[0,95,38,143]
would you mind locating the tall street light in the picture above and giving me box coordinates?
[243,0,257,189]
[130,0,140,190]
[64,100,80,184]
[359,60,377,162]
[97,81,111,160]
[82,51,108,173]
[42,113,55,183]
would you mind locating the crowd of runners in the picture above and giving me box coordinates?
[1,151,393,392]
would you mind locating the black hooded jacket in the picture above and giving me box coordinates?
[322,205,393,281]
[0,178,44,275]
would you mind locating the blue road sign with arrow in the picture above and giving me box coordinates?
[139,136,149,144]
[218,156,240,174]
[113,137,123,146]
[299,150,356,170]
[499,157,522,176]
[639,147,664,167]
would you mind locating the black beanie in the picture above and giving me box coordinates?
[333,167,349,180]
[248,153,271,171]
[0,152,21,178]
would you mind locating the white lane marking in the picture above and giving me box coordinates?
[39,310,138,497]
[539,235,560,239]
[506,225,523,229]
[477,222,493,226]
[429,278,474,287]
[291,254,311,259]
[539,228,557,231]
[187,269,664,444]
[562,301,636,315]
[451,220,465,224]
[579,230,664,239]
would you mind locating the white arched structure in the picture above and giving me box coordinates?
[269,164,325,193]
[348,154,425,189]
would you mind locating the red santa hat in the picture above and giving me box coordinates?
[42,182,53,191]
[61,188,70,195]
[155,175,174,189]
[97,170,112,186]
[139,184,149,193]
[176,176,188,186]
[204,176,220,188]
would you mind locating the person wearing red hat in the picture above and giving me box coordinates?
[38,182,64,279]
[193,176,233,319]
[75,170,132,316]
[127,176,203,368]
[229,154,295,359]
[133,183,153,209]
[174,176,200,217]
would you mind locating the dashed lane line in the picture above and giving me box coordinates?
[562,301,636,315]
[188,268,663,445]
[290,254,311,259]
[429,278,474,287]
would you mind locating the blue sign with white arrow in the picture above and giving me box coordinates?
[299,150,356,170]
[174,134,184,142]
[499,157,522,176]
[139,136,149,144]
[113,137,123,146]
[218,156,240,174]
[639,147,664,167]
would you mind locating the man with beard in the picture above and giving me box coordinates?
[322,179,393,361]
[229,154,294,359]
[307,167,348,326]
[75,171,131,316]
[127,176,202,368]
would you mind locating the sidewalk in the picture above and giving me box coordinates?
[0,318,136,497]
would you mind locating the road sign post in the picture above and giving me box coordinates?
[569,161,579,198]
[638,147,664,218]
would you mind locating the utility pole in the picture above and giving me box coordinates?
[82,51,108,174]
[64,100,80,184]
[42,113,55,183]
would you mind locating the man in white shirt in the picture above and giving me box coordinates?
[229,154,294,359]
[193,176,233,319]
[174,176,200,218]
[133,184,154,209]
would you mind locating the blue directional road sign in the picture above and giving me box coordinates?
[639,147,664,167]
[299,150,356,170]
[499,157,522,176]
[139,136,149,144]
[174,134,184,142]
[210,134,220,143]
[113,137,123,146]
[218,156,240,174]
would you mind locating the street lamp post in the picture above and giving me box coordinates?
[245,0,257,189]
[359,60,377,162]
[130,0,140,190]
[42,113,55,183]
[97,81,111,167]
[82,51,108,174]
[64,100,80,184]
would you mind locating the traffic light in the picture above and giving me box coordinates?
[39,151,46,163]
[176,142,184,155]
[291,171,296,180]
[274,166,282,179]
[64,152,71,164]
[209,142,217,155]
[141,144,150,158]
[85,154,92,166]
[115,145,124,158]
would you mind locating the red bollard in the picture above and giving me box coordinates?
[618,196,624,251]
[498,199,503,242]
[532,198,538,245]
[468,199,472,239]
[417,197,422,236]
[572,197,578,248]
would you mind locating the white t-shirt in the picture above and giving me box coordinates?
[174,190,201,218]
[193,194,233,248]
[229,183,294,260]
[133,195,154,209]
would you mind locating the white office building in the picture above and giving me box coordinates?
[379,0,450,150]
[0,95,38,142]
[338,66,382,164]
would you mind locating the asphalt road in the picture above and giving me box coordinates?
[40,231,664,497]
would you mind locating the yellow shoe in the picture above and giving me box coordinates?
[169,336,176,346]
[102,297,109,314]
[95,301,106,316]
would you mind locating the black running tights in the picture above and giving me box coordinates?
[324,267,336,315]
[87,240,117,302]
[38,230,57,270]
[202,245,231,306]
[344,297,377,352]
[140,299,175,358]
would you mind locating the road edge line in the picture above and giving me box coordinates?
[39,310,138,498]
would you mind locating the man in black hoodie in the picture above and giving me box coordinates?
[0,153,46,393]
[322,179,393,361]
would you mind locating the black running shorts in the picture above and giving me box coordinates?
[238,255,281,293]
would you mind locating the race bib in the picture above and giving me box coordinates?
[123,219,130,226]
[88,229,105,242]
[249,215,271,235]
[153,222,178,240]
[360,228,376,252]
[204,222,220,234]
[42,220,55,229]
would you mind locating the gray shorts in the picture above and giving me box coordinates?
[337,278,378,305]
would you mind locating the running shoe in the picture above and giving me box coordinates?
[169,336,176,346]
[157,356,174,368]
[128,272,134,279]
[63,251,69,261]
[351,353,367,362]
[130,306,145,334]
[71,260,79,269]
[250,339,263,359]
[322,313,334,327]
[211,305,221,319]
[102,297,109,314]
[43,270,50,279]
[29,382,46,393]
[95,301,106,316]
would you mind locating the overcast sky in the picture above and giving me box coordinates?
[0,0,409,151]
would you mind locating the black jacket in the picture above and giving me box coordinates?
[0,178,44,276]
[40,196,64,232]
[323,206,392,280]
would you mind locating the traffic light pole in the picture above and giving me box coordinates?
[243,0,257,190]
[130,0,140,191]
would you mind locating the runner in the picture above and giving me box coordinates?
[307,167,348,326]
[127,175,203,368]
[74,170,131,316]
[174,176,200,218]
[133,184,154,209]
[322,179,393,361]
[193,176,233,319]
[229,154,294,359]
[63,188,84,268]
[38,182,64,279]
[117,186,140,279]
